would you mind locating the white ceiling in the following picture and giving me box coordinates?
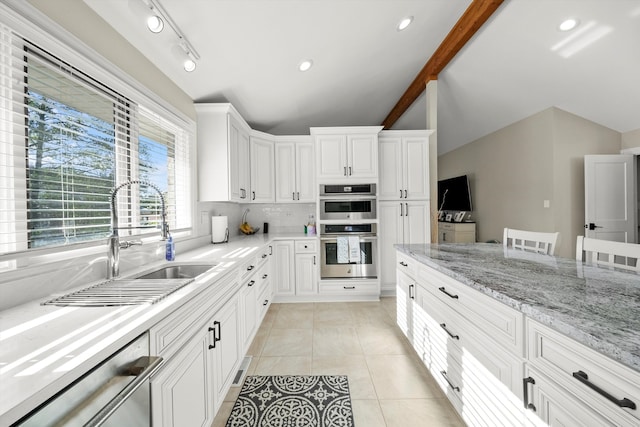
[83,0,640,155]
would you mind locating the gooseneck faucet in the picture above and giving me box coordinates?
[107,180,169,279]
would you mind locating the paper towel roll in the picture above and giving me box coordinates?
[211,216,228,243]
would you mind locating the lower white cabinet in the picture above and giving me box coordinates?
[239,247,272,352]
[274,239,319,299]
[211,298,241,413]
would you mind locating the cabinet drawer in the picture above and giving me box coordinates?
[417,264,524,356]
[396,252,418,278]
[150,271,238,358]
[527,319,640,424]
[319,281,378,295]
[295,239,318,253]
[258,281,272,319]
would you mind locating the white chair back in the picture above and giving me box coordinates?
[576,236,640,272]
[503,228,559,255]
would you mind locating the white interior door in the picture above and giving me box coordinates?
[584,154,637,243]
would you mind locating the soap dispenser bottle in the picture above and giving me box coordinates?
[165,232,175,261]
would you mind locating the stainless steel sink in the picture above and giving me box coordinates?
[135,264,216,280]
[42,264,217,307]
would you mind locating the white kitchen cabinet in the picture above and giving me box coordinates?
[210,297,241,413]
[249,134,275,203]
[239,246,272,351]
[273,240,295,296]
[275,137,315,203]
[294,239,318,296]
[379,130,432,200]
[379,200,430,294]
[311,126,382,182]
[195,103,250,202]
[438,221,476,243]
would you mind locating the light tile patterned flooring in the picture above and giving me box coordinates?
[212,298,466,427]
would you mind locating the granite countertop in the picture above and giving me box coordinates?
[0,232,314,425]
[396,243,640,373]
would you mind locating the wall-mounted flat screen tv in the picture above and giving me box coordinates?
[437,175,473,211]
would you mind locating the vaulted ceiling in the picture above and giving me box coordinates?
[84,0,640,155]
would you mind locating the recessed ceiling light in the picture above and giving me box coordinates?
[147,15,164,33]
[397,16,413,31]
[184,58,196,72]
[559,18,579,32]
[298,60,313,72]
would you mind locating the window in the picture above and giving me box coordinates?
[0,23,191,255]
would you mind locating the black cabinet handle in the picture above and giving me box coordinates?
[214,320,221,343]
[262,254,267,259]
[399,261,408,267]
[344,166,347,176]
[262,274,268,279]
[293,192,296,200]
[400,189,403,198]
[269,245,273,255]
[523,377,536,411]
[263,300,269,306]
[439,323,459,340]
[440,370,460,392]
[252,191,256,200]
[247,265,254,271]
[409,284,415,300]
[208,326,216,349]
[343,286,356,290]
[313,256,316,265]
[572,371,636,409]
[247,280,255,287]
[404,189,407,198]
[438,287,459,299]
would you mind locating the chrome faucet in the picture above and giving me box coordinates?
[107,180,169,279]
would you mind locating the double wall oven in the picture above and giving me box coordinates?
[319,184,377,280]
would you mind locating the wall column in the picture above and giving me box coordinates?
[426,80,438,243]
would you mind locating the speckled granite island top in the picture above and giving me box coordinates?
[396,243,640,372]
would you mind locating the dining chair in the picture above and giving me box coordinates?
[576,236,640,272]
[503,228,560,255]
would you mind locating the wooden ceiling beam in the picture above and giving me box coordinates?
[381,0,504,129]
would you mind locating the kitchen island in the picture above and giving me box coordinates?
[396,243,639,427]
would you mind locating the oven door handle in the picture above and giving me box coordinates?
[320,236,378,241]
[85,356,164,427]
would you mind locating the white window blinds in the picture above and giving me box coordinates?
[0,22,191,255]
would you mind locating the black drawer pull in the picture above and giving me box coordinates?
[409,284,415,300]
[522,377,536,411]
[438,287,459,299]
[262,274,268,279]
[262,254,267,259]
[440,370,460,392]
[247,280,255,287]
[263,300,269,306]
[247,265,254,271]
[572,371,636,409]
[439,323,459,340]
[399,261,408,267]
[343,286,356,290]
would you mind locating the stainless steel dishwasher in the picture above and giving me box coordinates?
[15,332,162,427]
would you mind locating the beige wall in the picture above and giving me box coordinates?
[622,128,640,151]
[26,0,196,121]
[439,107,622,258]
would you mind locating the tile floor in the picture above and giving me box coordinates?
[211,298,466,427]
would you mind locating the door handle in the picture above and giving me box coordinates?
[572,370,636,409]
[585,223,603,230]
[523,377,537,411]
[344,166,347,176]
[400,203,403,217]
[405,203,408,216]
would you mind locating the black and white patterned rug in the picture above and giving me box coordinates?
[226,375,355,427]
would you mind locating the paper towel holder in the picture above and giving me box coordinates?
[213,228,229,244]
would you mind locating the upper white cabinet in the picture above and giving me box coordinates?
[249,133,275,203]
[311,126,382,182]
[195,103,251,202]
[274,136,315,203]
[378,130,433,200]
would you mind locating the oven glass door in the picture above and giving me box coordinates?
[320,199,376,220]
[320,237,377,279]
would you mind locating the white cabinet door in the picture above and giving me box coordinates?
[378,133,429,200]
[230,114,251,202]
[316,134,348,180]
[239,275,259,352]
[379,201,404,292]
[211,297,241,413]
[403,201,430,245]
[250,136,275,203]
[378,136,403,200]
[296,141,316,202]
[275,142,296,202]
[151,327,214,427]
[404,136,430,200]
[274,241,295,296]
[396,268,415,344]
[295,253,318,295]
[275,140,315,203]
[348,134,378,179]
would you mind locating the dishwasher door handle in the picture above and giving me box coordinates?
[85,356,164,427]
